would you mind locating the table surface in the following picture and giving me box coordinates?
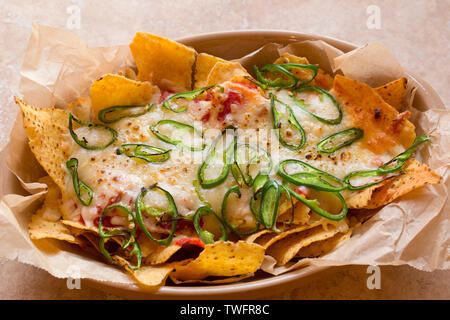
[0,0,449,300]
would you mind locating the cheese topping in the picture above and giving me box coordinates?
[63,78,404,231]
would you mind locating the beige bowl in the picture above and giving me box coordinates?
[80,30,446,299]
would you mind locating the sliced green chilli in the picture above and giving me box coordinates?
[259,180,281,231]
[277,159,347,192]
[162,85,222,113]
[198,126,236,189]
[66,158,93,206]
[286,185,347,221]
[233,143,272,187]
[69,113,118,150]
[231,163,246,187]
[250,180,293,231]
[98,203,141,270]
[344,135,431,190]
[116,144,170,163]
[279,183,295,225]
[252,173,269,193]
[150,120,206,151]
[378,135,430,174]
[193,180,212,207]
[193,206,228,244]
[135,185,178,246]
[279,63,318,86]
[317,127,364,153]
[252,63,318,90]
[98,104,153,123]
[291,86,342,125]
[270,93,306,151]
[344,169,404,191]
[221,185,260,236]
[254,64,298,89]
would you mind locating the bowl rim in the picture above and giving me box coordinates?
[87,29,445,298]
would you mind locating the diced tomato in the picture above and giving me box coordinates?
[294,186,310,198]
[201,111,211,122]
[159,90,174,103]
[218,90,241,121]
[232,78,258,90]
[78,215,86,226]
[93,213,113,228]
[204,91,214,101]
[371,158,384,167]
[175,237,205,249]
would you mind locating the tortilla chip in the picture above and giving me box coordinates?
[277,201,310,224]
[29,177,79,244]
[29,213,79,243]
[129,32,196,91]
[170,241,264,281]
[332,75,416,154]
[273,53,333,90]
[77,232,102,252]
[266,225,340,266]
[169,273,253,285]
[375,77,407,111]
[193,52,226,89]
[296,229,352,258]
[312,69,334,91]
[90,74,157,122]
[138,234,183,265]
[253,221,326,249]
[61,219,98,233]
[245,229,272,244]
[273,53,309,65]
[16,97,69,190]
[347,158,442,209]
[205,61,250,86]
[112,255,181,289]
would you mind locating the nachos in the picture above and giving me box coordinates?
[17,32,441,289]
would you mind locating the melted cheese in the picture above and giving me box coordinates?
[64,80,404,231]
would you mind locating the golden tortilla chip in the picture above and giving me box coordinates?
[138,234,184,265]
[129,32,196,91]
[347,158,441,209]
[60,219,98,233]
[332,75,416,154]
[245,229,272,244]
[77,231,102,252]
[296,229,352,258]
[273,53,333,90]
[266,225,340,266]
[273,53,309,65]
[205,61,250,86]
[277,201,310,224]
[113,255,182,289]
[16,97,69,190]
[29,213,79,244]
[375,77,407,111]
[28,176,79,244]
[252,221,325,249]
[193,52,226,89]
[170,241,264,281]
[90,74,157,122]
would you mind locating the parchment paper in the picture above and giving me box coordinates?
[0,23,448,286]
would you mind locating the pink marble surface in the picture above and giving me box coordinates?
[0,0,448,299]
